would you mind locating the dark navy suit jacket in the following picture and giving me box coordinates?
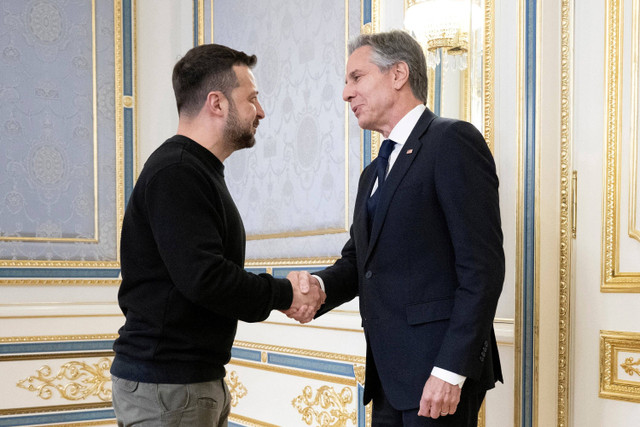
[316,108,504,411]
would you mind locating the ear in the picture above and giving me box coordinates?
[391,61,410,90]
[205,91,227,117]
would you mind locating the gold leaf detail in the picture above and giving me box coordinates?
[353,365,365,386]
[292,385,356,427]
[225,371,248,407]
[16,358,112,401]
[621,357,640,377]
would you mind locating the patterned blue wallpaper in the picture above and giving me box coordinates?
[0,0,128,268]
[214,0,350,237]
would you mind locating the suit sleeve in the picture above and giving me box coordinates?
[314,225,360,317]
[432,121,505,378]
[313,165,376,316]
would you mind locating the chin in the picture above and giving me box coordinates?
[357,118,374,131]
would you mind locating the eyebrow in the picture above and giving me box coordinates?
[346,70,362,84]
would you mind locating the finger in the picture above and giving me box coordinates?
[298,272,310,294]
[286,271,299,283]
[429,404,442,419]
[300,306,316,323]
[280,308,295,318]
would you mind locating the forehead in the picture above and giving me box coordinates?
[232,65,257,91]
[346,46,375,72]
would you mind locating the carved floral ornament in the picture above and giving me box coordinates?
[225,370,248,407]
[17,358,112,402]
[292,385,357,427]
[621,357,640,377]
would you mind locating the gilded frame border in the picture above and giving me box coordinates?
[0,0,136,286]
[0,0,100,246]
[557,0,573,425]
[600,330,640,403]
[603,0,640,292]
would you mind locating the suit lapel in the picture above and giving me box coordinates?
[365,109,437,263]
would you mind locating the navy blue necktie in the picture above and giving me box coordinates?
[367,139,396,230]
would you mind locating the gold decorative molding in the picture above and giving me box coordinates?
[353,365,365,386]
[600,330,640,403]
[233,341,365,365]
[360,0,379,35]
[0,260,120,268]
[514,0,526,423]
[621,357,640,377]
[478,399,486,427]
[114,0,127,267]
[244,257,338,268]
[1,352,113,363]
[197,0,204,45]
[427,67,436,112]
[292,385,357,427]
[0,334,117,344]
[0,402,113,417]
[17,358,112,402]
[484,0,495,153]
[262,321,363,334]
[0,278,121,286]
[557,0,573,426]
[630,0,640,244]
[225,371,248,407]
[247,228,348,241]
[229,413,280,427]
[603,0,640,292]
[371,131,382,161]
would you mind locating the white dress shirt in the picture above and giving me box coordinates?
[315,104,465,388]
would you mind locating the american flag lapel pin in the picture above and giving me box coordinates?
[406,149,413,154]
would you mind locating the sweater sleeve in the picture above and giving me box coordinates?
[144,163,292,322]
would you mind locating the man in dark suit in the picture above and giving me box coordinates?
[287,30,504,426]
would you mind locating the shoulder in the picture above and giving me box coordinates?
[427,117,483,140]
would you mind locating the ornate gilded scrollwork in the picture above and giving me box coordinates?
[16,358,112,401]
[225,371,248,407]
[621,357,640,377]
[353,364,365,386]
[292,385,357,427]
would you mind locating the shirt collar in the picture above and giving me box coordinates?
[387,104,426,146]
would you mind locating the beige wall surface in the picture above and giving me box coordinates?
[5,1,640,426]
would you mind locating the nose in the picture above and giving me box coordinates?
[342,83,353,102]
[256,100,265,119]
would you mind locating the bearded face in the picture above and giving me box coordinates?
[223,99,257,151]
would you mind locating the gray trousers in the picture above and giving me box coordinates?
[111,375,231,427]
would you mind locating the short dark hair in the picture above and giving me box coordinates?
[172,44,257,116]
[349,30,428,104]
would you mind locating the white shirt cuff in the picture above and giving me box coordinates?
[431,367,466,388]
[311,275,325,292]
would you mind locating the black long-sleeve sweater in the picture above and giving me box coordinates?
[111,135,292,384]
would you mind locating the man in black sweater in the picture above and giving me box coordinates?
[110,44,324,427]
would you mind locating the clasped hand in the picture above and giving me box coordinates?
[281,271,325,324]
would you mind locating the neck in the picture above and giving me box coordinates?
[176,116,233,162]
[379,98,422,138]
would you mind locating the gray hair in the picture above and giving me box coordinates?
[348,30,428,104]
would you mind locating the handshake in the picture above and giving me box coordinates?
[282,271,326,324]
